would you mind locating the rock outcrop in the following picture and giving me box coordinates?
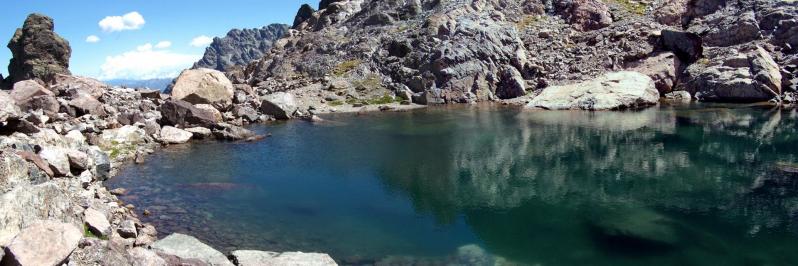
[151,233,235,266]
[193,24,289,72]
[681,46,782,102]
[2,221,82,266]
[5,13,71,84]
[527,71,659,110]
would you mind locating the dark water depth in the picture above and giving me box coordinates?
[108,104,798,265]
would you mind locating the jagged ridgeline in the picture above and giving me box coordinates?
[224,0,795,106]
[193,24,290,72]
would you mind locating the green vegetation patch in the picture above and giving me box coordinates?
[83,224,108,240]
[609,0,647,15]
[352,74,384,91]
[332,60,362,77]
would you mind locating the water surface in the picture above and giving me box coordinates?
[109,104,798,265]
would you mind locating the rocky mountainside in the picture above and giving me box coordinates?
[223,0,797,111]
[193,24,290,72]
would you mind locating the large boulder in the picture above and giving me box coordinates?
[151,233,235,266]
[10,80,55,111]
[626,52,681,94]
[68,93,106,116]
[682,46,782,102]
[260,92,297,120]
[0,90,22,122]
[160,99,217,127]
[2,221,82,266]
[0,183,79,246]
[6,13,71,84]
[49,74,108,98]
[160,126,193,144]
[231,250,337,266]
[168,68,235,110]
[527,71,659,110]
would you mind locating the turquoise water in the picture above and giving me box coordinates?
[108,104,798,265]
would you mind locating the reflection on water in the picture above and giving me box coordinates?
[108,104,798,265]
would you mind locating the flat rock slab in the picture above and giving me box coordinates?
[3,221,82,266]
[151,233,234,266]
[231,250,338,266]
[527,71,659,110]
[160,126,193,144]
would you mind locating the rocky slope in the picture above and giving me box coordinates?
[0,14,336,266]
[223,0,796,111]
[193,24,290,72]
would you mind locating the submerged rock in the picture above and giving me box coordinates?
[590,207,679,248]
[230,250,337,266]
[151,233,234,266]
[527,71,659,110]
[2,221,82,266]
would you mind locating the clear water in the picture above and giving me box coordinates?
[108,104,798,265]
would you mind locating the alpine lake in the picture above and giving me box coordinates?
[108,103,798,265]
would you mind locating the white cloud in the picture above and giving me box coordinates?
[85,35,100,43]
[155,41,172,49]
[190,35,213,47]
[99,12,145,32]
[99,43,201,80]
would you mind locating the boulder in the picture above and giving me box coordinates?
[232,105,259,122]
[15,150,53,177]
[2,221,82,266]
[194,104,223,123]
[495,66,526,99]
[654,0,688,26]
[134,224,157,247]
[68,94,106,116]
[682,46,782,102]
[8,81,58,115]
[185,127,213,139]
[151,233,234,266]
[0,183,78,246]
[6,13,71,84]
[168,68,235,110]
[212,123,260,141]
[661,30,703,63]
[117,220,137,239]
[0,152,31,193]
[49,74,107,98]
[128,247,167,266]
[527,71,659,110]
[84,208,111,237]
[160,100,217,127]
[88,147,110,181]
[700,10,761,47]
[160,126,193,144]
[627,52,681,94]
[0,91,22,122]
[555,0,612,31]
[66,149,89,171]
[260,92,297,120]
[231,250,337,266]
[38,147,70,176]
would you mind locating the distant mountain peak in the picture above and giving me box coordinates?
[193,24,289,72]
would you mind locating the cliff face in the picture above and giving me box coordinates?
[228,0,796,107]
[193,24,289,72]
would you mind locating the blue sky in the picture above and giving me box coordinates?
[0,0,314,80]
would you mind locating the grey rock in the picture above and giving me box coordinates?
[2,221,82,266]
[664,91,692,103]
[128,247,167,266]
[683,46,782,102]
[231,250,337,266]
[212,123,259,141]
[293,4,316,28]
[160,99,217,127]
[260,92,297,120]
[528,71,659,110]
[88,147,110,181]
[701,10,761,47]
[167,68,235,110]
[555,0,612,31]
[66,149,89,171]
[627,52,681,94]
[0,152,31,193]
[496,66,526,99]
[185,127,213,139]
[232,105,259,122]
[661,30,703,62]
[84,208,111,237]
[159,126,193,144]
[6,13,71,84]
[151,233,234,266]
[68,94,106,116]
[117,220,137,239]
[193,24,289,72]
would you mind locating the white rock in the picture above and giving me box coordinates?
[3,221,82,266]
[39,147,70,176]
[528,71,659,110]
[169,68,235,109]
[0,183,79,246]
[260,92,298,120]
[84,208,111,237]
[151,233,234,266]
[79,170,93,188]
[128,247,167,266]
[231,250,338,266]
[159,126,193,144]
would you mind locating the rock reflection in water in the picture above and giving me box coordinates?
[108,104,798,265]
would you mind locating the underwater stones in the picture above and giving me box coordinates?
[230,250,337,266]
[2,221,81,266]
[591,208,679,248]
[151,233,234,266]
[527,71,659,110]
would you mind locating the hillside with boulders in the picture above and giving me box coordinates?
[193,24,290,72]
